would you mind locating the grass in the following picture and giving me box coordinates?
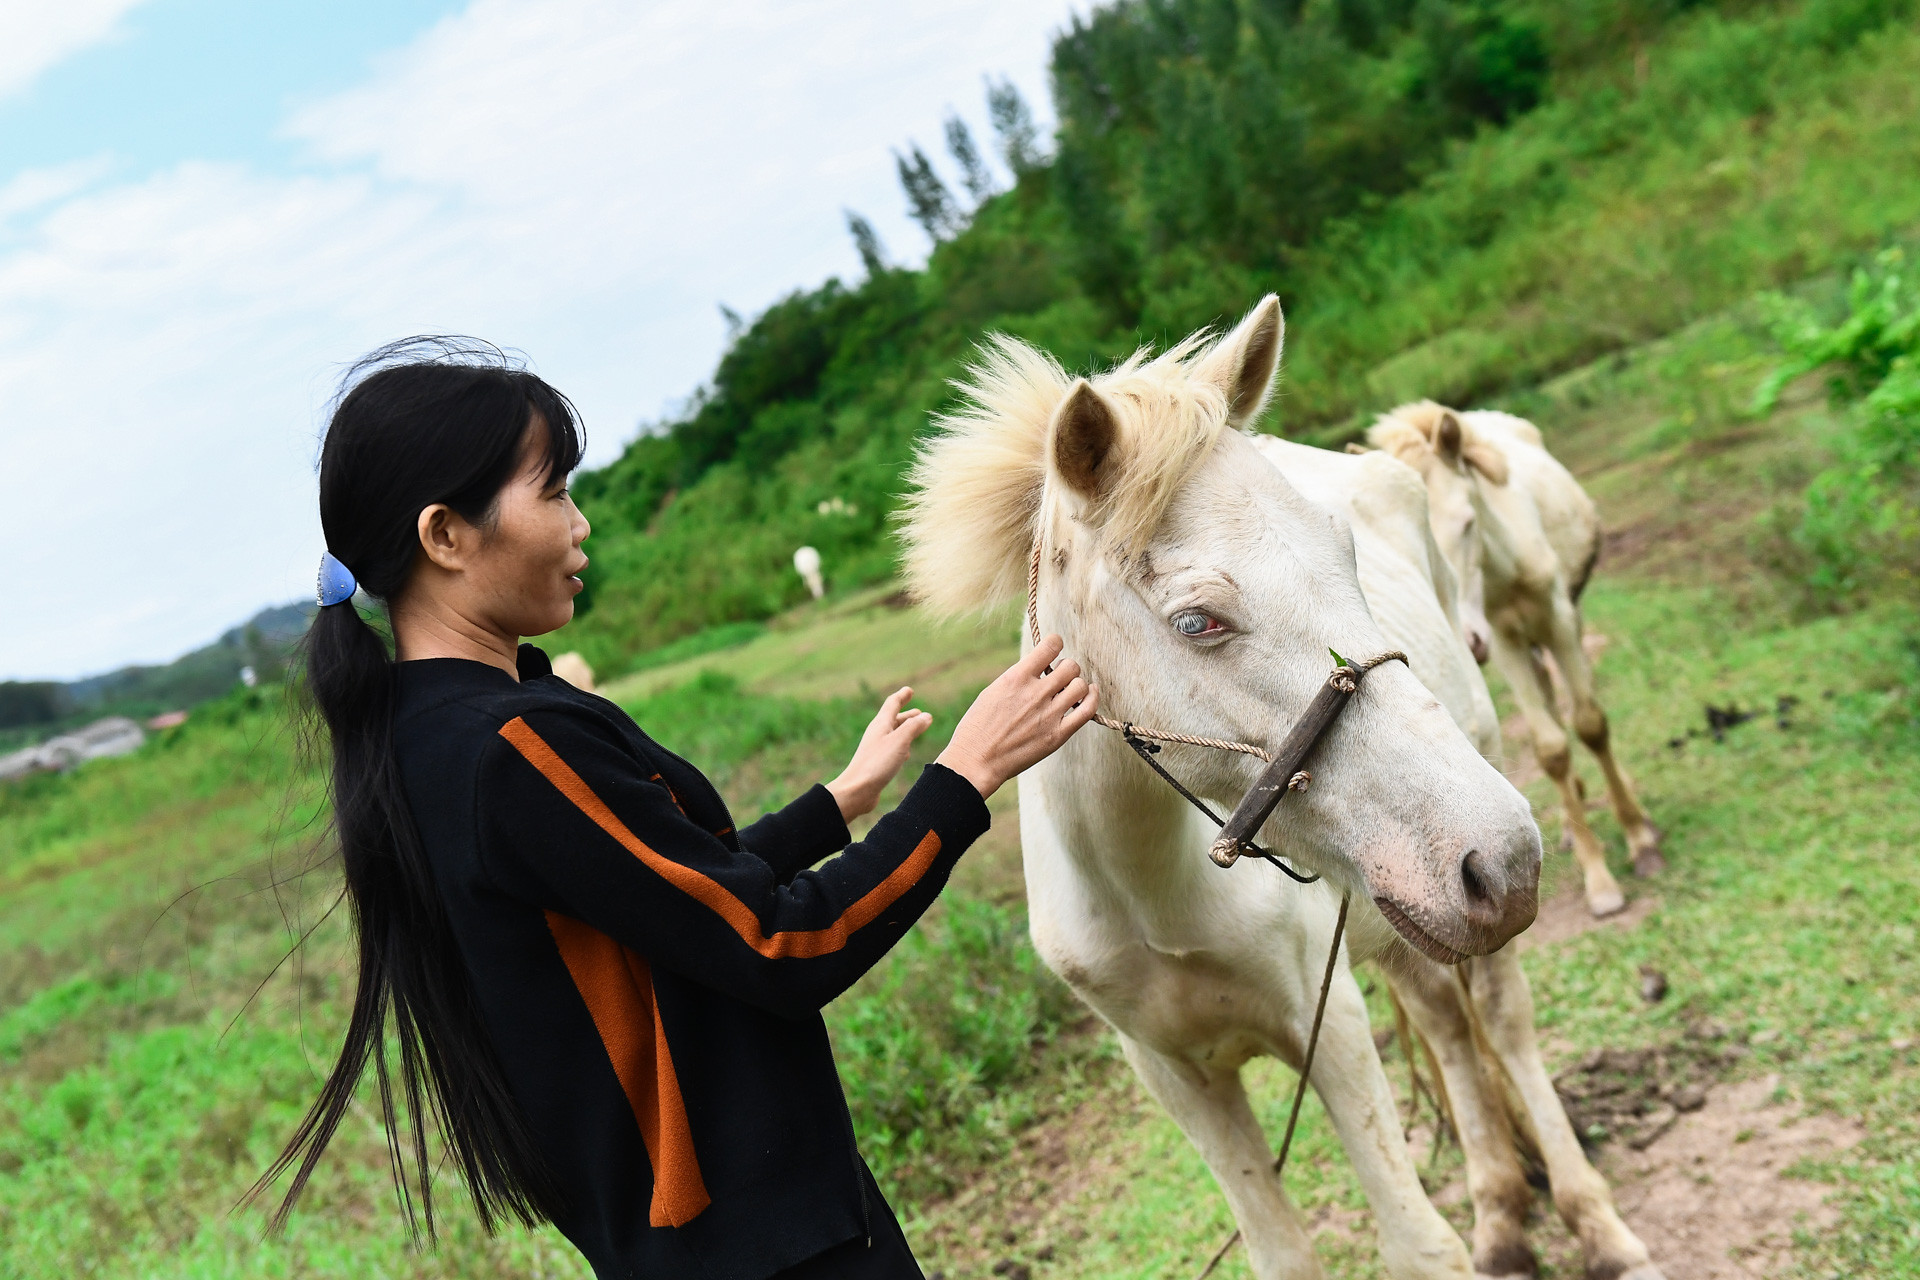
[5,263,1920,1274]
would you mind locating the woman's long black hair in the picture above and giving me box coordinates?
[250,337,584,1239]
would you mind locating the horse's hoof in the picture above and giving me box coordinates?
[1474,1239,1538,1280]
[1587,887,1627,918]
[1632,845,1667,877]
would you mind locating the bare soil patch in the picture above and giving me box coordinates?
[1518,883,1659,951]
[1597,1073,1861,1278]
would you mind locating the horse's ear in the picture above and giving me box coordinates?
[1048,379,1121,502]
[1433,409,1465,465]
[1462,439,1509,485]
[1195,294,1284,429]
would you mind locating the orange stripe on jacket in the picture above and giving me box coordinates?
[498,716,941,960]
[543,912,710,1226]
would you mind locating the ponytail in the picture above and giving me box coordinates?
[250,339,582,1239]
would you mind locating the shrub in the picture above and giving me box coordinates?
[1755,248,1920,595]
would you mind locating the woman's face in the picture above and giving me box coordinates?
[466,431,591,639]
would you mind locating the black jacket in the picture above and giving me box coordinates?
[390,646,991,1279]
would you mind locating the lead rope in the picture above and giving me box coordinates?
[1192,893,1350,1280]
[1021,535,1378,1279]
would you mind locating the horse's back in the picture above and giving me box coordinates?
[1464,412,1602,599]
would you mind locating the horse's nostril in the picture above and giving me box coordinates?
[1460,850,1493,906]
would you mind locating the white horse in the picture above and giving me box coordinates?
[901,299,1552,1278]
[1253,435,1662,1280]
[1368,404,1664,917]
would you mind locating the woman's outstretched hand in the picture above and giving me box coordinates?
[827,686,936,821]
[936,636,1099,800]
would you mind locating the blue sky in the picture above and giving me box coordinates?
[0,0,1077,682]
[0,0,464,181]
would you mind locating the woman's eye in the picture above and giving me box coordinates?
[1173,611,1225,638]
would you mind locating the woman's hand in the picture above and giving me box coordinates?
[827,687,936,821]
[935,636,1099,800]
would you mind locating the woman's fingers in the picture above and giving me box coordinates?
[1049,676,1090,717]
[1041,658,1082,695]
[1022,634,1065,675]
[1061,684,1100,735]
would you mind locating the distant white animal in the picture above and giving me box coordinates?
[902,298,1553,1280]
[551,652,596,692]
[1370,403,1664,917]
[792,545,825,599]
[1254,433,1662,1280]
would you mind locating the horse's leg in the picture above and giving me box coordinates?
[1544,597,1665,876]
[1118,1035,1324,1279]
[1489,627,1623,916]
[1290,970,1478,1280]
[1460,949,1664,1280]
[1387,961,1537,1280]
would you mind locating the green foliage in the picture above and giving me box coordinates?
[0,683,67,731]
[1757,248,1920,594]
[831,896,1078,1198]
[554,0,1920,679]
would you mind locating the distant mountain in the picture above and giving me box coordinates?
[0,601,312,745]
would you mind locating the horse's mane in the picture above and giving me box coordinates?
[1366,400,1512,486]
[897,328,1233,619]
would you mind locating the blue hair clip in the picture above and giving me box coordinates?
[317,551,358,607]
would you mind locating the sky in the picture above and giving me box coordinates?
[0,0,1080,682]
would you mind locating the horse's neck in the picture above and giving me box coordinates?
[1029,724,1219,912]
[1472,479,1533,597]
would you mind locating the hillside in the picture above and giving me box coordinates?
[0,601,310,754]
[2,290,1916,1275]
[2,0,1919,1275]
[556,0,1920,675]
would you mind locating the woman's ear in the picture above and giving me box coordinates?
[416,503,468,571]
[1194,294,1284,429]
[1048,379,1122,503]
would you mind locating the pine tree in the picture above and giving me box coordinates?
[986,77,1043,176]
[944,113,997,204]
[844,210,888,277]
[894,144,963,243]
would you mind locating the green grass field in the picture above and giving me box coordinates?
[2,273,1916,1277]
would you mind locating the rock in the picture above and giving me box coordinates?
[1669,1084,1709,1113]
[992,1262,1032,1280]
[1639,965,1669,1003]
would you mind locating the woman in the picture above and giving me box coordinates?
[256,340,1098,1279]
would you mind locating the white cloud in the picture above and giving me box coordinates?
[0,0,152,100]
[0,158,112,221]
[0,0,1078,679]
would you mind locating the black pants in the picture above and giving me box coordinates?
[771,1163,923,1279]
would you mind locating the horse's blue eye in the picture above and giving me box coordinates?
[1174,611,1218,637]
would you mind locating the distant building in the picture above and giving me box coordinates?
[146,711,189,730]
[0,716,146,782]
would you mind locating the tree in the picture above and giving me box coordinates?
[944,113,997,204]
[895,144,963,243]
[986,77,1043,176]
[844,210,888,277]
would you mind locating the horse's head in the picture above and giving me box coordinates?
[902,299,1539,962]
[1367,402,1508,665]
